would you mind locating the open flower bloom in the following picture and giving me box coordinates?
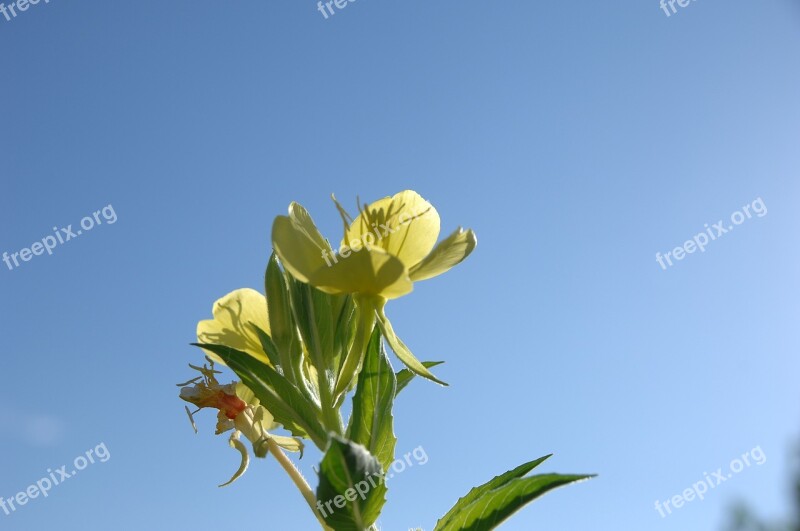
[196,288,272,366]
[271,190,476,388]
[179,360,302,487]
[272,190,476,300]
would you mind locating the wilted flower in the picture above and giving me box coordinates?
[179,359,302,486]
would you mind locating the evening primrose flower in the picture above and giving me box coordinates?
[271,190,476,389]
[196,288,271,366]
[179,360,303,487]
[272,190,476,300]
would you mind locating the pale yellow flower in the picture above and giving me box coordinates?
[272,190,476,300]
[196,288,271,366]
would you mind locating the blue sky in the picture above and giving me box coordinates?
[2,1,799,530]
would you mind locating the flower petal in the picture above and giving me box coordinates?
[272,202,333,285]
[219,431,250,487]
[344,190,440,268]
[197,288,271,365]
[309,246,413,300]
[409,228,477,282]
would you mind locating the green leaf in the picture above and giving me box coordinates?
[347,328,397,471]
[375,307,447,386]
[288,276,343,386]
[193,342,329,450]
[396,361,444,395]
[334,296,378,400]
[433,456,594,531]
[316,435,387,531]
[333,294,357,367]
[265,254,300,381]
[286,278,351,433]
[250,324,282,371]
[436,456,551,526]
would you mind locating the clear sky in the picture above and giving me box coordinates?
[2,1,799,530]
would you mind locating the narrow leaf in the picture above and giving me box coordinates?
[265,254,300,381]
[347,328,397,471]
[375,309,447,386]
[396,361,445,395]
[250,324,283,371]
[334,297,377,399]
[434,456,594,531]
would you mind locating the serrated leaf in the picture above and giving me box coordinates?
[193,342,329,450]
[438,455,551,524]
[396,361,445,395]
[347,328,397,471]
[317,436,387,531]
[434,456,594,531]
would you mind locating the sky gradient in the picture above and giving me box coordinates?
[2,1,799,530]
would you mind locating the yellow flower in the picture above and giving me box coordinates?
[196,288,271,366]
[271,190,476,300]
[271,190,476,389]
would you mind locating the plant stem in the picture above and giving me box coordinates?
[266,438,331,530]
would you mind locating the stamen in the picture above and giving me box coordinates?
[331,193,356,247]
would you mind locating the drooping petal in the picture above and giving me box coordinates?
[409,228,477,282]
[344,190,441,268]
[219,431,250,487]
[197,288,271,365]
[272,202,334,285]
[310,246,413,299]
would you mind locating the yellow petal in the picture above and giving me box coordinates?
[288,202,331,253]
[409,228,477,282]
[309,246,413,299]
[344,190,440,268]
[197,288,271,365]
[272,203,333,285]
